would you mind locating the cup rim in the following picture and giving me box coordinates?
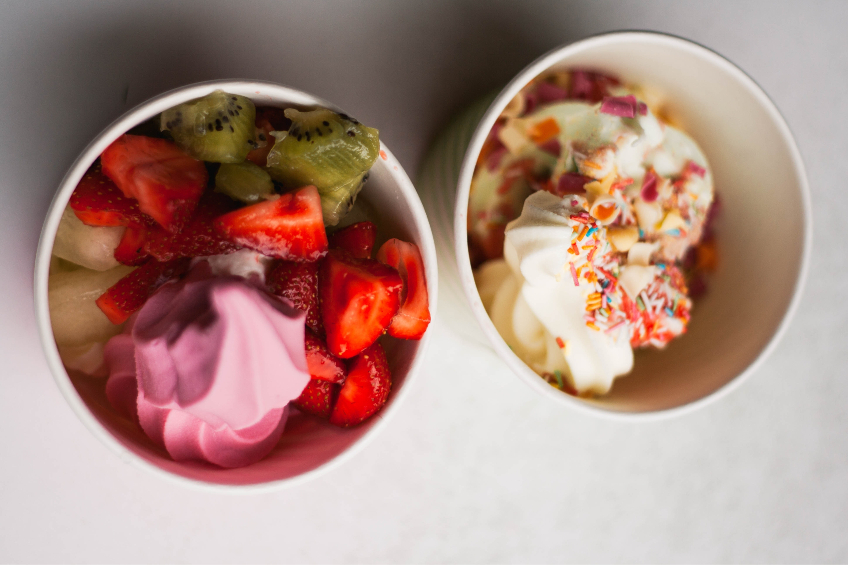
[33,79,438,491]
[452,30,812,421]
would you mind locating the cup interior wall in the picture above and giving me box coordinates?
[38,82,434,487]
[461,35,808,414]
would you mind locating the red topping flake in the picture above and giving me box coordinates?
[569,70,620,103]
[536,81,569,105]
[600,95,639,118]
[638,102,648,116]
[538,139,562,157]
[553,173,591,196]
[486,146,509,171]
[641,170,659,202]
[555,336,566,349]
[686,160,707,178]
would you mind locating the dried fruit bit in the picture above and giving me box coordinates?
[376,239,431,340]
[319,248,402,359]
[100,135,208,233]
[329,342,392,427]
[95,258,190,324]
[600,95,639,118]
[214,185,328,261]
[328,221,376,259]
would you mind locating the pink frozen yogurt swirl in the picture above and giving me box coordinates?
[104,263,310,468]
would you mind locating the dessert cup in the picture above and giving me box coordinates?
[418,31,810,418]
[34,80,438,490]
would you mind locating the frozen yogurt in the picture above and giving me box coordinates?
[470,70,715,395]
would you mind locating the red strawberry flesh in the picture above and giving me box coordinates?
[292,379,339,419]
[114,226,150,266]
[329,221,377,259]
[267,260,323,334]
[95,258,190,324]
[100,134,208,233]
[329,342,391,427]
[144,192,241,261]
[214,185,328,261]
[376,239,431,340]
[304,328,346,384]
[319,249,403,359]
[69,162,153,228]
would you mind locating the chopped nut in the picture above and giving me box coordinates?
[607,225,640,252]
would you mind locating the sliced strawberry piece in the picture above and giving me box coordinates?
[144,193,241,261]
[329,221,377,259]
[304,328,346,384]
[319,248,403,359]
[245,117,276,167]
[100,134,208,233]
[214,185,328,261]
[95,258,190,324]
[69,162,153,228]
[292,379,339,419]
[267,260,323,334]
[329,342,391,427]
[256,106,292,130]
[114,226,150,266]
[376,239,431,340]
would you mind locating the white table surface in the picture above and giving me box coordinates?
[2,1,846,562]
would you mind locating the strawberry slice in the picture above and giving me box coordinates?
[214,185,328,261]
[69,162,153,228]
[329,221,377,259]
[113,226,150,266]
[267,260,323,334]
[304,328,346,384]
[144,193,241,261]
[95,258,190,324]
[376,239,431,340]
[319,248,403,359]
[292,379,339,419]
[329,342,391,427]
[100,134,208,233]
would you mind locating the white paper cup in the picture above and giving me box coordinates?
[418,32,810,418]
[34,80,438,490]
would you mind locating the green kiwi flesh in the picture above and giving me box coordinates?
[214,162,274,204]
[320,172,368,227]
[161,90,256,163]
[266,108,379,225]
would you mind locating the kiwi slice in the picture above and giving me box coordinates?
[320,172,369,227]
[161,90,256,163]
[266,108,379,225]
[215,162,274,204]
